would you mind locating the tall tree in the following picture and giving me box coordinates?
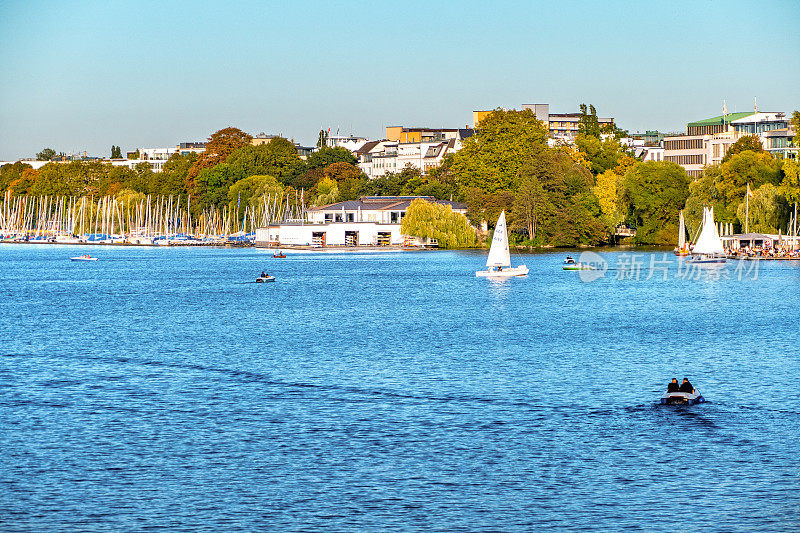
[448,108,549,194]
[721,135,764,163]
[621,161,690,244]
[305,147,357,170]
[578,104,601,138]
[36,148,57,161]
[186,127,253,193]
[316,129,329,148]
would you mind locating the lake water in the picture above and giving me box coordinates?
[1,244,799,531]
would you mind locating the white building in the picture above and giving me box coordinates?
[326,134,369,152]
[664,110,796,177]
[255,196,468,247]
[356,139,463,179]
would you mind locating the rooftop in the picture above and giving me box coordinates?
[688,112,755,127]
[310,196,467,212]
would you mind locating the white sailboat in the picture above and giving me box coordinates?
[688,206,726,264]
[674,210,690,256]
[476,211,529,277]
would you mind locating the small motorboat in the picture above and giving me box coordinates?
[70,254,98,261]
[272,252,286,258]
[562,257,595,270]
[660,390,705,405]
[255,275,275,283]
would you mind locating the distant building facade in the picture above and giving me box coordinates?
[664,110,796,177]
[356,138,464,179]
[177,142,206,155]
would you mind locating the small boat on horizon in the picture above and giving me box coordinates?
[70,254,98,261]
[272,251,286,258]
[476,211,528,278]
[562,256,596,271]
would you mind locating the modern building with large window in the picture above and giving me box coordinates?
[664,110,795,177]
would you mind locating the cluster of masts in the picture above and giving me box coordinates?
[0,190,306,244]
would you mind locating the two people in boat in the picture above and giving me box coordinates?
[260,271,268,278]
[565,255,576,264]
[666,377,695,394]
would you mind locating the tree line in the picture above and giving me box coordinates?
[3,109,799,246]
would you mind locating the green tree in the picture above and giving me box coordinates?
[790,110,800,148]
[780,159,800,205]
[721,135,764,163]
[578,104,601,137]
[323,161,363,182]
[186,127,253,193]
[36,148,57,161]
[575,134,629,175]
[337,177,367,201]
[316,129,329,148]
[111,145,122,159]
[152,152,197,196]
[400,198,477,248]
[448,108,549,193]
[0,161,33,192]
[621,161,690,244]
[228,174,284,221]
[305,146,357,170]
[736,183,787,234]
[313,177,339,206]
[510,172,551,241]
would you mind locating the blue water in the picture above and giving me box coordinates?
[1,244,799,531]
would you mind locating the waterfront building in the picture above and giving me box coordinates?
[664,110,796,177]
[255,196,468,247]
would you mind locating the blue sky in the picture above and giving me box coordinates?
[0,0,798,160]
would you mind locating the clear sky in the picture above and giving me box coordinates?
[0,0,798,160]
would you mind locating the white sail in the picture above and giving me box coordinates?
[693,207,725,255]
[678,210,686,248]
[486,211,511,268]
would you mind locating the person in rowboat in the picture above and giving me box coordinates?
[666,378,680,393]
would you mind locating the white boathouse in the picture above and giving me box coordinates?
[255,196,468,247]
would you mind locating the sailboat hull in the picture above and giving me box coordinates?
[687,256,726,264]
[476,265,529,277]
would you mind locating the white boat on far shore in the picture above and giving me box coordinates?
[688,206,726,264]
